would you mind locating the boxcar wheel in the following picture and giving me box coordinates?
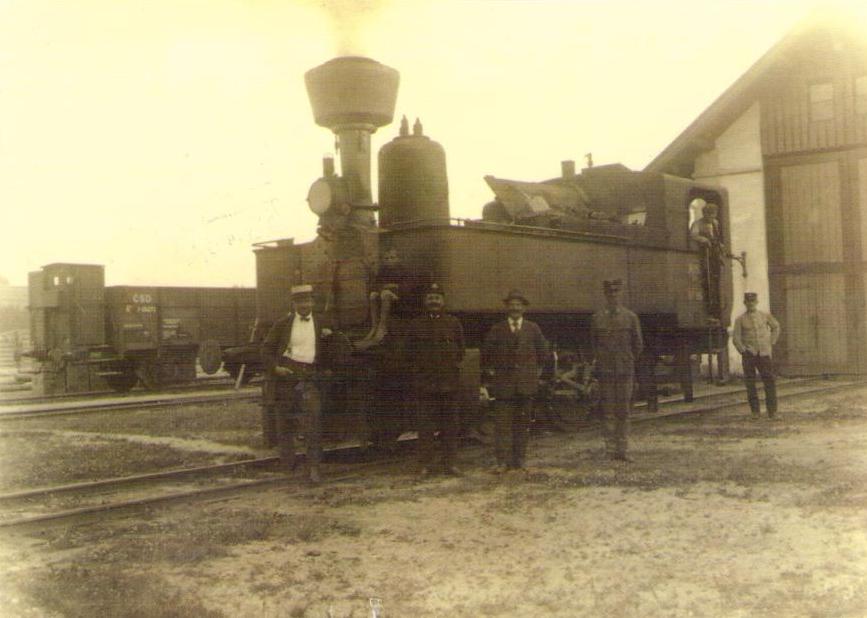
[105,364,138,393]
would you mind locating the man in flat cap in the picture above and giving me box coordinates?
[406,282,465,477]
[689,200,725,318]
[261,284,332,483]
[481,290,550,472]
[591,279,643,462]
[732,292,781,420]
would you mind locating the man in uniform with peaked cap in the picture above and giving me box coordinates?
[405,282,465,477]
[481,289,550,472]
[261,284,332,483]
[732,292,781,420]
[591,279,643,462]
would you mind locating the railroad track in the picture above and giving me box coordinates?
[0,375,251,407]
[0,377,861,531]
[0,388,260,420]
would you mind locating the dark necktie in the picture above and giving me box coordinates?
[300,316,311,322]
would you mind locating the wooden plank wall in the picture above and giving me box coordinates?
[760,30,867,156]
[781,272,848,373]
[779,161,843,264]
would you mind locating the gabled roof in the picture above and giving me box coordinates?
[644,13,865,176]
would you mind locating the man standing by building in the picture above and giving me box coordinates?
[261,284,332,483]
[591,279,643,462]
[406,283,465,477]
[481,290,550,473]
[732,292,781,420]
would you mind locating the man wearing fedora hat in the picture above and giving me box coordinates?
[406,282,465,477]
[481,289,550,472]
[261,284,333,483]
[591,279,643,462]
[732,292,781,420]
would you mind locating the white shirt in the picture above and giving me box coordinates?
[509,317,523,333]
[283,313,316,364]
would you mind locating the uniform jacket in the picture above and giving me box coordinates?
[591,306,644,376]
[260,313,330,377]
[732,310,780,357]
[405,312,465,393]
[481,318,550,399]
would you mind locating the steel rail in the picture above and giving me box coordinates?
[0,375,250,406]
[0,456,280,502]
[0,457,402,530]
[0,390,260,420]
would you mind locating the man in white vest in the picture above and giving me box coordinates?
[261,284,332,482]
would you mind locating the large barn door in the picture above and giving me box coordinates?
[780,161,843,264]
[781,273,848,373]
[775,160,848,373]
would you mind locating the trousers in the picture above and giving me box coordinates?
[417,391,459,468]
[599,373,633,457]
[741,352,777,416]
[274,377,322,468]
[494,396,533,468]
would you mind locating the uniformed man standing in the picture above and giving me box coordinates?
[260,284,332,483]
[591,279,644,462]
[481,289,550,472]
[732,292,781,420]
[406,283,465,477]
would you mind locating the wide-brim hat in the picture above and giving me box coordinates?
[603,279,623,292]
[290,284,314,298]
[502,289,529,305]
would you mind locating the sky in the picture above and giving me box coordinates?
[1,0,862,287]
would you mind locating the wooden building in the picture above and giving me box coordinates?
[647,17,867,375]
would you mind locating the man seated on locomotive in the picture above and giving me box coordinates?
[689,199,725,319]
[359,247,417,348]
[260,284,333,484]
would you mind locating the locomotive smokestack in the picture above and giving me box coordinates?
[304,57,399,217]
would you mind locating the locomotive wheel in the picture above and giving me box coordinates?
[105,363,138,393]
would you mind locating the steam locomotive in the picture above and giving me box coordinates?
[247,56,734,443]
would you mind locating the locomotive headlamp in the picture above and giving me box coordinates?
[307,176,349,216]
[307,178,333,215]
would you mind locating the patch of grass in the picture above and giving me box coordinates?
[16,564,224,618]
[82,509,364,565]
[0,432,223,491]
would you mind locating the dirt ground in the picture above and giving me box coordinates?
[1,386,866,617]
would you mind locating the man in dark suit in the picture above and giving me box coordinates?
[481,290,550,472]
[406,283,465,477]
[591,279,643,462]
[260,284,332,483]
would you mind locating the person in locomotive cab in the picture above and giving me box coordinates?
[689,199,725,319]
[591,279,643,462]
[732,292,781,420]
[406,282,465,478]
[260,284,333,484]
[481,290,550,473]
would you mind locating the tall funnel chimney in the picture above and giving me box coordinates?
[305,57,399,218]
